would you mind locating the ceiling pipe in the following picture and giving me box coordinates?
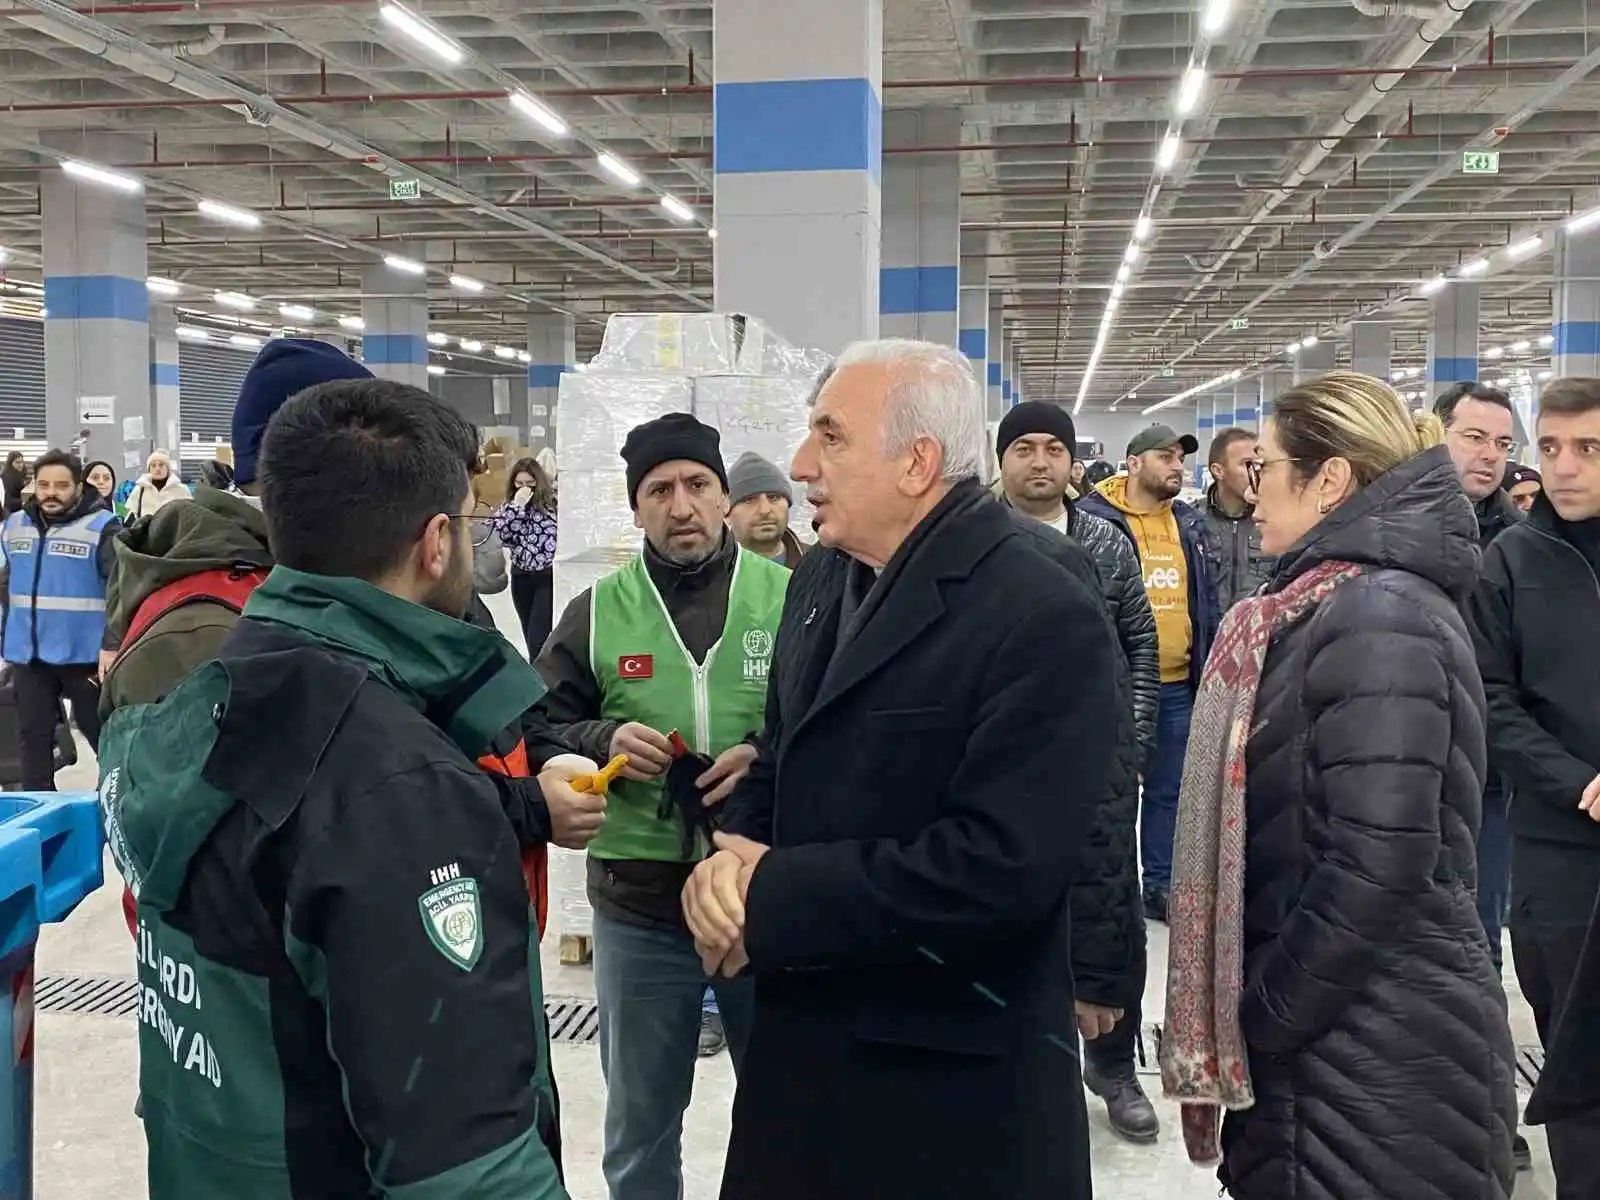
[0,58,1577,114]
[0,0,707,308]
[1122,40,1600,398]
[1350,0,1465,17]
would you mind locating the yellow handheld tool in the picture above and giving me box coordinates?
[572,754,629,795]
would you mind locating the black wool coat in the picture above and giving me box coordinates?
[717,481,1122,1200]
[1218,447,1517,1200]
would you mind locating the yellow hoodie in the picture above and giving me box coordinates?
[1096,476,1192,682]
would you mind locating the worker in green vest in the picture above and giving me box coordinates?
[535,412,789,1200]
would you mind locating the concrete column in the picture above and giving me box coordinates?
[958,231,988,423]
[1553,230,1600,380]
[1002,340,1014,410]
[362,251,430,388]
[1260,368,1291,420]
[41,135,152,464]
[1232,377,1260,432]
[1350,321,1391,380]
[986,294,1004,421]
[149,302,181,456]
[1427,282,1480,397]
[527,311,575,456]
[1294,338,1336,382]
[713,0,882,354]
[880,108,960,346]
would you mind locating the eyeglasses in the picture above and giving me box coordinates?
[1245,457,1296,492]
[444,513,495,548]
[1448,427,1517,456]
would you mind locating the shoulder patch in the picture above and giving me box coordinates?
[418,878,483,971]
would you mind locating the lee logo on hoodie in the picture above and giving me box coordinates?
[618,654,654,680]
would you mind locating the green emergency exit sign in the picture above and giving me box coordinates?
[1462,151,1500,176]
[390,178,423,200]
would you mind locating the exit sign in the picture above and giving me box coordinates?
[1462,150,1500,176]
[1229,318,1250,330]
[1161,367,1176,378]
[390,178,423,200]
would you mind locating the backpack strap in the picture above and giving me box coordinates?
[122,566,270,651]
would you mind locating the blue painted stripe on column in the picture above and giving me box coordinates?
[1234,406,1258,423]
[880,266,959,315]
[1261,401,1274,417]
[987,362,1002,387]
[364,333,428,365]
[528,364,569,389]
[1214,410,1233,425]
[1554,322,1600,356]
[958,328,986,359]
[1198,415,1215,429]
[149,362,180,387]
[1431,356,1479,384]
[1003,379,1012,402]
[43,275,149,322]
[715,78,882,180]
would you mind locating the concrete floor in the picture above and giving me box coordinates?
[24,588,1563,1197]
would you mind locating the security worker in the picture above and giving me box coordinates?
[536,412,789,1200]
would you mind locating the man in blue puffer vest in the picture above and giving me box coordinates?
[1,449,121,788]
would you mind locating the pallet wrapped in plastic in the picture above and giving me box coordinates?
[590,311,825,377]
[693,374,818,536]
[554,370,692,470]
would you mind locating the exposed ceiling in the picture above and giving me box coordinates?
[2,0,1598,410]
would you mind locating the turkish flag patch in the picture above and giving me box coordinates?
[618,654,654,680]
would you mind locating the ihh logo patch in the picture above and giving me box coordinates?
[741,628,773,682]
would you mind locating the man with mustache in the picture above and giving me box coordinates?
[1080,424,1219,925]
[534,411,789,1200]
[725,452,806,570]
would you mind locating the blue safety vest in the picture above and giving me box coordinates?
[2,506,115,665]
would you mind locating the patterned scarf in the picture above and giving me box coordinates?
[1159,557,1364,1165]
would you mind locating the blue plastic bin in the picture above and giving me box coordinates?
[0,794,104,1200]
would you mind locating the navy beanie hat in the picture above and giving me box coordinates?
[233,338,372,485]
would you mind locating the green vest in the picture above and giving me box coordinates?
[588,547,789,862]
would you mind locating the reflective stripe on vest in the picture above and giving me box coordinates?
[587,548,789,863]
[2,507,113,665]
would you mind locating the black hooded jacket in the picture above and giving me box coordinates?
[1219,447,1516,1200]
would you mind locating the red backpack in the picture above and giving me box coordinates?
[114,567,551,939]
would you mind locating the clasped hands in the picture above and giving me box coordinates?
[683,832,769,977]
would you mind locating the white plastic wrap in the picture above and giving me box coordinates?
[554,469,638,564]
[592,313,745,374]
[554,371,692,471]
[694,374,817,537]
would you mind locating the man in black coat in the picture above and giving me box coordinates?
[1468,376,1600,1196]
[683,341,1121,1200]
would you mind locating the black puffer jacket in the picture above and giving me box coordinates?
[1219,447,1516,1200]
[1003,507,1144,1011]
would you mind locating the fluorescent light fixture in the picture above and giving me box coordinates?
[1116,264,1131,283]
[1459,257,1490,277]
[659,194,696,224]
[1540,333,1555,347]
[707,228,719,240]
[145,276,181,297]
[1133,215,1152,241]
[1484,345,1504,359]
[1177,67,1205,115]
[1202,0,1231,34]
[1124,243,1141,265]
[61,158,142,194]
[0,246,7,264]
[1142,367,1239,416]
[1419,275,1449,296]
[175,325,210,341]
[197,199,261,229]
[213,290,256,310]
[1286,341,1303,354]
[229,333,262,349]
[427,363,446,376]
[1302,335,1319,348]
[338,315,365,331]
[1391,368,1411,381]
[1510,340,1531,354]
[1106,296,1119,313]
[493,345,517,359]
[1505,236,1544,261]
[459,338,483,352]
[378,2,463,64]
[1538,369,1553,381]
[1156,134,1181,172]
[427,330,450,345]
[277,303,317,322]
[449,273,484,293]
[1566,207,1600,235]
[508,91,568,137]
[384,254,426,276]
[1110,281,1125,299]
[596,152,641,188]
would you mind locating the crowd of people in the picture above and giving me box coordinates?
[1,332,1597,1200]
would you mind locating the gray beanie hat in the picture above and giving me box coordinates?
[727,451,792,507]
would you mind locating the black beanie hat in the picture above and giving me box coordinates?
[996,401,1078,463]
[620,412,728,508]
